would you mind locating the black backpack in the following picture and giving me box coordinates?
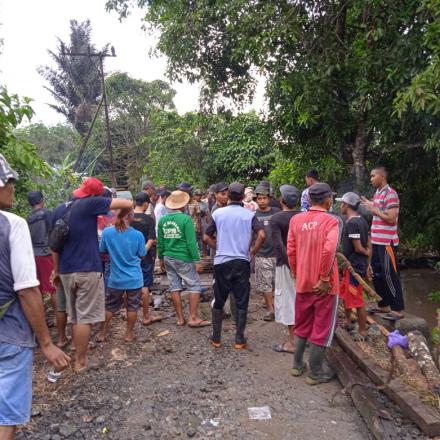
[48,200,76,253]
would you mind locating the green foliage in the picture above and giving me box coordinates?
[145,110,276,189]
[0,87,52,215]
[15,123,80,165]
[428,291,440,302]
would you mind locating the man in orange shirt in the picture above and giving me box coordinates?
[287,183,342,385]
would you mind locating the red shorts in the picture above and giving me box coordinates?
[340,269,364,310]
[35,255,55,294]
[294,292,338,347]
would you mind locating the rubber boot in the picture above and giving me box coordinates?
[306,343,335,385]
[209,308,223,348]
[230,294,237,324]
[234,309,247,349]
[291,336,307,376]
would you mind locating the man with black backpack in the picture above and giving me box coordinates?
[0,154,70,440]
[26,191,61,329]
[51,177,132,373]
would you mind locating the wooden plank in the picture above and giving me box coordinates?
[328,343,399,440]
[335,328,440,437]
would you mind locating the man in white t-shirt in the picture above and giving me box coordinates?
[0,154,70,439]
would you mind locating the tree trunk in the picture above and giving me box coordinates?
[352,114,367,190]
[408,330,440,395]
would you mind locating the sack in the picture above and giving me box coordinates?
[48,201,75,253]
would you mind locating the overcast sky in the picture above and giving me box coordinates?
[0,0,265,126]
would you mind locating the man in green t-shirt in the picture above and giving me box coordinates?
[157,191,210,328]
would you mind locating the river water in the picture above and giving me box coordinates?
[401,268,440,329]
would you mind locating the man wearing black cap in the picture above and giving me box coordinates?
[204,182,265,349]
[211,182,229,213]
[27,191,56,309]
[287,182,342,385]
[271,185,300,353]
[301,169,320,212]
[131,192,162,326]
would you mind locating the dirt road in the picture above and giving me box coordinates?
[16,275,371,440]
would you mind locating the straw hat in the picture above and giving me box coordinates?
[165,190,190,210]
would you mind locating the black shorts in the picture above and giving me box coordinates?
[105,288,142,313]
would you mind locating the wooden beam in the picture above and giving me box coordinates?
[328,342,399,440]
[335,328,440,436]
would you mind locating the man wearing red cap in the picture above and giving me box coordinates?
[51,177,133,372]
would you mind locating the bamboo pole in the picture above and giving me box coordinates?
[337,252,382,302]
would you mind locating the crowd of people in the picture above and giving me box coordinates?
[0,152,405,439]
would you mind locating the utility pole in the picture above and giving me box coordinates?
[61,44,117,187]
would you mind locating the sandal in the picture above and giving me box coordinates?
[188,320,211,328]
[367,306,389,314]
[382,312,404,322]
[272,343,295,354]
[263,312,275,322]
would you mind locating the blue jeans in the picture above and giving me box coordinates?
[164,256,202,293]
[0,342,33,425]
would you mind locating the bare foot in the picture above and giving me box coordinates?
[143,315,162,326]
[96,333,106,343]
[56,338,69,349]
[177,319,186,326]
[124,333,136,342]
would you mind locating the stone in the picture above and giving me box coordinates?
[59,424,78,437]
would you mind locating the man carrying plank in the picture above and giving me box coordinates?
[336,192,370,340]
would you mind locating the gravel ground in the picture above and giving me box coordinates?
[14,273,383,439]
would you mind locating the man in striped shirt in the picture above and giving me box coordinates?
[361,166,404,321]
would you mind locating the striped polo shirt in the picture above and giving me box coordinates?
[371,185,400,245]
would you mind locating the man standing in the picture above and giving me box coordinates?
[142,181,157,220]
[26,191,57,314]
[254,184,280,321]
[131,192,162,326]
[204,182,265,349]
[287,183,341,385]
[211,182,229,213]
[0,155,70,440]
[51,177,132,372]
[301,169,320,212]
[157,191,209,328]
[154,187,171,231]
[337,192,369,338]
[361,166,404,321]
[271,185,300,353]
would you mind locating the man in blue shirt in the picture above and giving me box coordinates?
[98,208,146,343]
[0,154,70,439]
[51,177,132,372]
[204,182,265,349]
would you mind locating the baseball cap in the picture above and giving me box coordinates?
[255,184,270,196]
[0,154,18,187]
[177,182,193,194]
[135,192,150,205]
[280,185,299,207]
[335,192,360,206]
[308,182,333,199]
[194,189,203,196]
[72,177,105,199]
[229,182,245,195]
[27,190,44,206]
[208,184,217,194]
[215,182,228,192]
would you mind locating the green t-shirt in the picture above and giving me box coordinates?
[157,211,200,263]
